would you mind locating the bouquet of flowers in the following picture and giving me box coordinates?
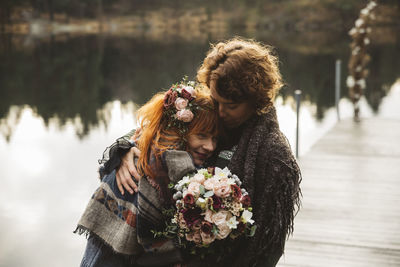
[153,167,256,252]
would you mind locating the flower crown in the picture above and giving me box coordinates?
[163,77,200,134]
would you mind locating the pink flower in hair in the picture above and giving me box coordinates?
[176,109,194,122]
[175,97,189,110]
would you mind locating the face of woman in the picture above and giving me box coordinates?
[210,89,255,129]
[186,133,217,166]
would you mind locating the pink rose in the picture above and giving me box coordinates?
[213,181,231,198]
[211,210,231,226]
[204,177,219,190]
[187,181,201,196]
[192,173,205,184]
[176,109,194,122]
[216,223,231,240]
[200,232,216,245]
[192,231,202,244]
[174,97,188,110]
[178,213,187,229]
[185,232,194,241]
[203,209,213,223]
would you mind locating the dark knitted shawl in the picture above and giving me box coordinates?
[224,106,302,267]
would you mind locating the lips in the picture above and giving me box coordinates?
[193,151,210,160]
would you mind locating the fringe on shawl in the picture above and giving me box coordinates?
[265,156,302,254]
[73,225,140,264]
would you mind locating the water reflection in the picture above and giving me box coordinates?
[1,32,399,140]
[0,101,136,267]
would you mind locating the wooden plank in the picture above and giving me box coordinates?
[278,118,400,266]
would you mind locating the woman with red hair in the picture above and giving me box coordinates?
[76,80,219,267]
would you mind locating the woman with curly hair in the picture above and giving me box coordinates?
[193,38,302,267]
[104,37,301,267]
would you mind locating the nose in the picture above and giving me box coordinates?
[218,104,226,118]
[202,137,216,152]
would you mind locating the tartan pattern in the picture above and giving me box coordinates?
[92,187,137,228]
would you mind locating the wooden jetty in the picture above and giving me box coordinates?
[278,117,400,267]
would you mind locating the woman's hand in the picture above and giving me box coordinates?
[116,146,141,195]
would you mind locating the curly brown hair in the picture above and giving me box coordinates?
[197,37,283,114]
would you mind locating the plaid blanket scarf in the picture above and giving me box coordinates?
[75,150,196,265]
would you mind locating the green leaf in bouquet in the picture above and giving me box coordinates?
[199,185,205,195]
[248,225,257,237]
[211,224,219,235]
[151,230,162,238]
[162,207,175,217]
[203,190,214,198]
[167,225,178,232]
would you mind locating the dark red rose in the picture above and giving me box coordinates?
[163,89,178,108]
[201,221,213,235]
[183,193,196,207]
[212,195,223,210]
[231,184,242,199]
[181,89,194,100]
[182,207,202,227]
[207,167,215,175]
[240,195,251,208]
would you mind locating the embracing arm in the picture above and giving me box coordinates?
[99,128,142,195]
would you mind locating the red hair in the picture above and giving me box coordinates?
[136,86,218,179]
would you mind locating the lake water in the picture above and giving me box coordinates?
[0,31,399,266]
